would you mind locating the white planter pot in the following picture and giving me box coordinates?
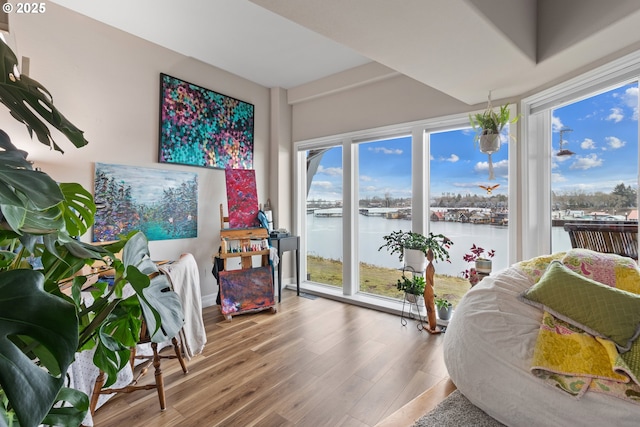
[479,133,501,154]
[475,258,493,274]
[404,248,427,273]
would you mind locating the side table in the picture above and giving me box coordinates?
[271,235,300,302]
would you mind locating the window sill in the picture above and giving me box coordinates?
[283,281,450,327]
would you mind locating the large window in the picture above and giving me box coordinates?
[428,127,510,306]
[297,116,515,310]
[357,136,411,299]
[550,83,639,253]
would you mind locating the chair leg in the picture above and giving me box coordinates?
[90,370,106,416]
[151,342,166,411]
[172,337,189,374]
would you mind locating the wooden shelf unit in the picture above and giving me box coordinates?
[219,227,270,270]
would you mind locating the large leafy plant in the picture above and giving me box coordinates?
[378,230,453,263]
[0,37,183,427]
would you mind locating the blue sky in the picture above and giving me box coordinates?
[308,82,639,202]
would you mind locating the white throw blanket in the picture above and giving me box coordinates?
[160,253,207,360]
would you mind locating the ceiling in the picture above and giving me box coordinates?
[49,0,640,105]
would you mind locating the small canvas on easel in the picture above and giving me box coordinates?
[219,266,275,319]
[225,168,260,228]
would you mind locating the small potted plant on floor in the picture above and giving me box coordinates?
[435,297,453,321]
[378,230,453,272]
[462,244,495,285]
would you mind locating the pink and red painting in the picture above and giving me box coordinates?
[219,266,274,316]
[225,168,260,228]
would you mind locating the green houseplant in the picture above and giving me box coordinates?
[469,100,519,180]
[0,37,183,427]
[396,275,426,296]
[378,230,452,271]
[434,297,452,321]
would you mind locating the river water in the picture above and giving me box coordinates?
[306,212,572,277]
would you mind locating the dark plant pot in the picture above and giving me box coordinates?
[437,305,452,321]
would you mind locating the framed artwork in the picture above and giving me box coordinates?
[219,266,274,318]
[158,73,254,170]
[93,163,198,242]
[225,168,259,228]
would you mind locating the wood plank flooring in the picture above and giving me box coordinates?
[92,290,452,427]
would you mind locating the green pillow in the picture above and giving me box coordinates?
[520,260,640,352]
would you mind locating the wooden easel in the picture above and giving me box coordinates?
[218,204,276,320]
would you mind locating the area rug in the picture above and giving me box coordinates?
[412,390,506,427]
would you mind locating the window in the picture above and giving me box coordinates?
[296,114,516,311]
[550,83,639,253]
[357,135,411,299]
[305,145,343,288]
[522,49,640,259]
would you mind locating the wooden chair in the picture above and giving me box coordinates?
[563,222,638,260]
[89,319,188,415]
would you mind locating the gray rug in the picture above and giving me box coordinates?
[412,390,506,427]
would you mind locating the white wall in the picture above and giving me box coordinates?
[3,4,271,305]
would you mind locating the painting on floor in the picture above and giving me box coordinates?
[225,168,260,228]
[93,163,198,242]
[219,266,274,317]
[158,73,254,170]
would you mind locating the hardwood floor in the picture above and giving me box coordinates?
[92,290,452,426]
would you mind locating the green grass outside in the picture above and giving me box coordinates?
[307,255,470,307]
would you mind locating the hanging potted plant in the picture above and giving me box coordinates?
[378,230,453,272]
[469,96,519,180]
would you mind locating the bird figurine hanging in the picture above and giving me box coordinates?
[479,184,500,195]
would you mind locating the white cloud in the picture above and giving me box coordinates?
[369,147,403,155]
[552,172,567,182]
[360,175,373,182]
[606,107,624,123]
[551,115,564,133]
[311,180,334,189]
[569,153,603,170]
[580,138,596,149]
[444,154,459,163]
[606,136,626,149]
[474,159,508,176]
[317,165,343,176]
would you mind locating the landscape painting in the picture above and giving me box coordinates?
[93,163,198,242]
[158,73,254,170]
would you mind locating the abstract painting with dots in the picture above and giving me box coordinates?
[159,73,254,170]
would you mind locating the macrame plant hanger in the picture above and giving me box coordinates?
[484,91,497,180]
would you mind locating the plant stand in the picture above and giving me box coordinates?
[400,291,427,330]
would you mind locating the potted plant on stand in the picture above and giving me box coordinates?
[378,230,452,273]
[435,297,453,321]
[462,244,495,286]
[397,275,426,300]
[469,95,519,180]
[379,230,453,334]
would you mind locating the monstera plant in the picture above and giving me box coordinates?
[0,37,184,427]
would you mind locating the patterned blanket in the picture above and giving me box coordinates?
[515,249,640,404]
